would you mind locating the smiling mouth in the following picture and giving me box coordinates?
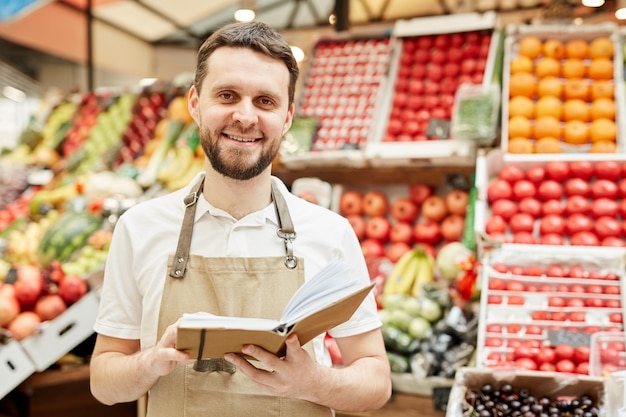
[224,133,260,142]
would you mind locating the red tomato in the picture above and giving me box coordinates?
[515,357,538,371]
[555,359,576,373]
[555,344,575,361]
[535,346,556,365]
[574,346,590,363]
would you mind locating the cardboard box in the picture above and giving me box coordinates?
[0,339,36,399]
[501,22,626,159]
[446,367,605,417]
[20,291,99,371]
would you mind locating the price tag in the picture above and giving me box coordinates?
[432,386,452,411]
[426,118,450,139]
[547,329,591,348]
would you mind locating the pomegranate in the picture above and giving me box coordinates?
[34,294,67,321]
[14,277,43,307]
[58,275,88,304]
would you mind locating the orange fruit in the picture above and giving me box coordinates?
[519,36,543,59]
[591,80,614,100]
[535,137,562,153]
[535,57,561,78]
[589,37,614,59]
[543,39,565,59]
[508,116,532,139]
[563,120,589,145]
[563,99,590,122]
[561,59,586,79]
[508,137,535,153]
[509,73,537,98]
[563,79,590,101]
[590,98,616,120]
[509,96,535,119]
[565,39,589,59]
[590,141,617,153]
[535,96,563,120]
[590,118,617,142]
[510,55,534,74]
[537,76,562,98]
[588,58,614,80]
[533,116,562,140]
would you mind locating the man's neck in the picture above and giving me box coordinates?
[201,166,274,220]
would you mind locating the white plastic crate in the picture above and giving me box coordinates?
[20,290,99,371]
[0,340,36,399]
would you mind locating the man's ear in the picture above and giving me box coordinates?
[187,85,200,124]
[282,103,295,136]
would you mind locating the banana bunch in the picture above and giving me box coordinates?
[156,146,205,191]
[383,246,435,297]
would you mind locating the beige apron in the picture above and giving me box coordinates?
[146,176,332,417]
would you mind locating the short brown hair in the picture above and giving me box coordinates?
[194,22,299,105]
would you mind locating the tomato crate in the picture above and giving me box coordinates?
[20,290,99,371]
[589,331,626,377]
[282,31,395,168]
[500,22,626,159]
[364,11,500,167]
[0,339,36,399]
[473,149,626,250]
[475,244,626,375]
[445,367,605,417]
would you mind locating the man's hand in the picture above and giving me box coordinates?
[145,319,191,378]
[223,334,325,401]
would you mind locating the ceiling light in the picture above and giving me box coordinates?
[290,46,305,63]
[617,0,626,19]
[234,0,256,22]
[2,86,26,102]
[582,0,604,6]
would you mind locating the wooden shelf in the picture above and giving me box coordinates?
[272,163,476,188]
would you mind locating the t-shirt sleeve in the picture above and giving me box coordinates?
[93,217,143,340]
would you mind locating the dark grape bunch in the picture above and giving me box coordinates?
[462,382,600,417]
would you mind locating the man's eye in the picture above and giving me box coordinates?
[220,93,234,100]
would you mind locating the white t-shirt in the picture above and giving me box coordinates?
[94,174,380,366]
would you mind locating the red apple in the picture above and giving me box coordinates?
[445,189,469,216]
[339,191,364,216]
[390,198,419,223]
[421,195,448,222]
[408,184,433,205]
[413,219,442,245]
[385,242,412,263]
[389,222,414,245]
[346,214,366,241]
[360,239,385,258]
[362,191,389,217]
[365,216,391,242]
[441,214,465,242]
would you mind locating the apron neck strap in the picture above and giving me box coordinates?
[169,176,298,279]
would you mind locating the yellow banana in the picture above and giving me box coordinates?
[157,146,195,183]
[412,251,435,297]
[165,157,205,190]
[383,249,421,295]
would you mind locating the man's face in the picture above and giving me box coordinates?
[188,47,294,180]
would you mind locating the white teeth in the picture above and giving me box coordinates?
[227,134,257,142]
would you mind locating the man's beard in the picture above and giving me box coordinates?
[200,126,280,181]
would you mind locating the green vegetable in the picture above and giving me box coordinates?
[387,351,411,373]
